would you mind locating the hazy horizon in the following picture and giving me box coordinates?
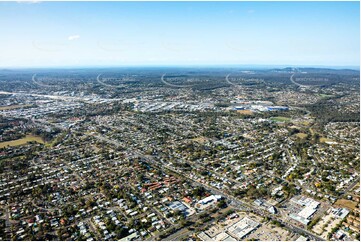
[1,64,360,71]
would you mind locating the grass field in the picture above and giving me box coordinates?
[300,120,311,126]
[309,128,315,135]
[295,133,308,139]
[319,94,335,99]
[192,137,208,143]
[334,199,358,210]
[270,116,291,122]
[320,137,335,143]
[0,104,31,111]
[237,110,253,115]
[0,135,45,148]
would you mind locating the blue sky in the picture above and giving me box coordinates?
[0,1,359,67]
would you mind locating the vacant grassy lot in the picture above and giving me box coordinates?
[0,135,45,148]
[237,110,253,115]
[320,137,335,143]
[191,137,208,143]
[319,94,335,99]
[300,120,312,126]
[296,133,308,139]
[270,116,291,122]
[334,199,358,210]
[309,128,315,135]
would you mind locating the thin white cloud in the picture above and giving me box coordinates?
[68,35,80,41]
[247,10,255,14]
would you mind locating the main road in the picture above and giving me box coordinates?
[32,118,324,241]
[83,131,325,241]
[143,157,325,241]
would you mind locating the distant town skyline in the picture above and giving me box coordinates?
[0,1,359,67]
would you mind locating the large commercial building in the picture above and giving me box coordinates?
[227,217,260,240]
